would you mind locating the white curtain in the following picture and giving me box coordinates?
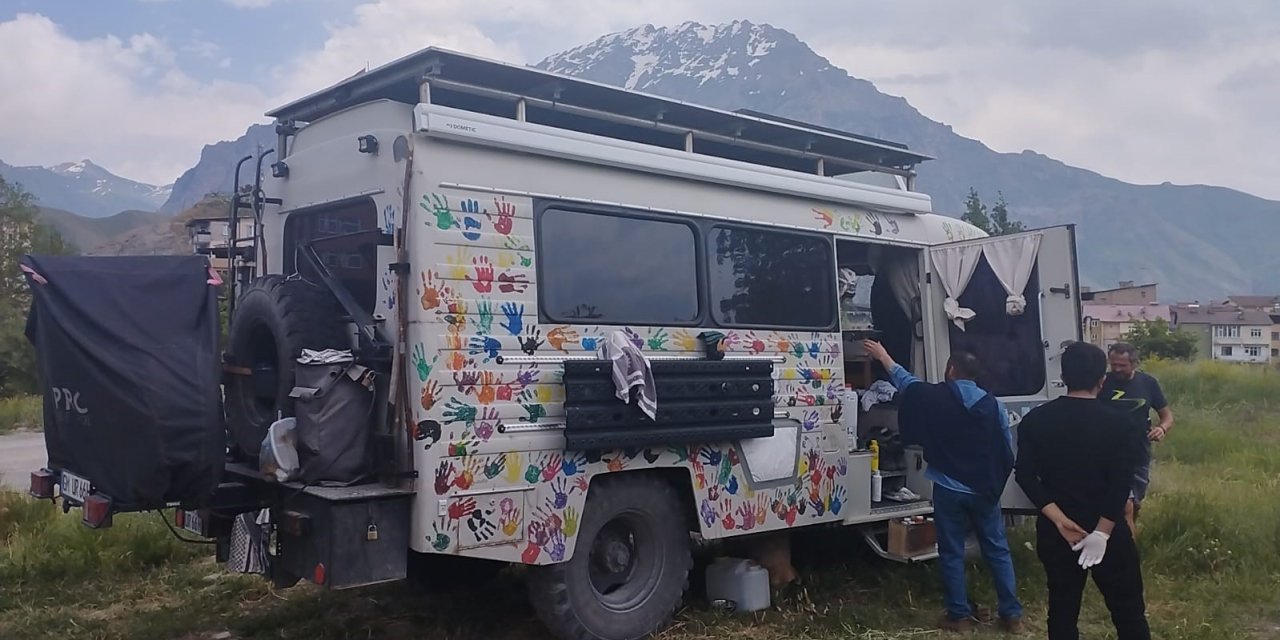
[930,245,984,330]
[881,249,925,373]
[984,234,1043,316]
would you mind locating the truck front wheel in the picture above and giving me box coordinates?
[527,474,692,640]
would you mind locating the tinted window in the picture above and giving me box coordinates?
[283,198,380,312]
[947,255,1045,396]
[707,225,835,329]
[538,208,700,325]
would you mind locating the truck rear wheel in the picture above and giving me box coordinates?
[527,474,692,640]
[224,275,349,458]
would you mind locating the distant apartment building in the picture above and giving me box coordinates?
[184,213,256,277]
[1171,303,1272,364]
[1081,281,1159,305]
[1082,303,1171,350]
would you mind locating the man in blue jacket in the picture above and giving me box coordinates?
[863,340,1022,633]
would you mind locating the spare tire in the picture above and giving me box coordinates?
[224,275,350,459]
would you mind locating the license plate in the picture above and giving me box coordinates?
[181,510,205,536]
[60,470,91,504]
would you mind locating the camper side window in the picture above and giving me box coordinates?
[537,208,701,325]
[706,224,836,330]
[282,197,380,313]
[947,254,1045,396]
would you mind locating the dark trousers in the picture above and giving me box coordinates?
[1036,517,1150,640]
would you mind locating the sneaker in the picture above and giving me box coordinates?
[969,604,992,623]
[939,615,977,633]
[998,616,1025,634]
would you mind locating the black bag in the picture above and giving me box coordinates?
[21,255,225,509]
[290,360,375,484]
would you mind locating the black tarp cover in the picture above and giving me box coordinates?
[21,254,225,509]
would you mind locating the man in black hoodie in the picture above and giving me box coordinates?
[864,340,1022,633]
[1015,341,1150,639]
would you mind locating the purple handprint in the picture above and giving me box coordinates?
[700,499,716,528]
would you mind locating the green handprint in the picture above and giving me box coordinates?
[443,398,478,425]
[411,344,435,382]
[420,193,456,230]
[477,299,494,334]
[647,328,669,351]
[718,456,733,486]
[563,506,580,537]
[518,253,532,267]
[667,444,690,463]
[431,522,451,552]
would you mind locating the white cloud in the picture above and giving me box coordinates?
[0,13,269,186]
[2,1,1277,202]
[270,0,1280,199]
[224,0,278,8]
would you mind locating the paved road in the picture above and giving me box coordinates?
[0,431,45,492]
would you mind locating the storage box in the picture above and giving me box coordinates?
[887,517,936,557]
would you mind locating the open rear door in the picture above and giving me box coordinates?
[921,225,1082,513]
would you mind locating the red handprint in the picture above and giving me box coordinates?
[497,270,529,294]
[434,461,455,495]
[744,332,766,355]
[447,497,476,521]
[468,256,494,293]
[522,542,543,564]
[542,453,563,482]
[720,499,737,531]
[492,196,515,235]
[737,503,756,531]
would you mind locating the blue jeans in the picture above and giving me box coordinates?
[933,485,1023,621]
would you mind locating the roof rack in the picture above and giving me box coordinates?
[267,47,932,182]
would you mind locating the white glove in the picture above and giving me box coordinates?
[1071,530,1111,569]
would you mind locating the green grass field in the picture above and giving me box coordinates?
[0,395,41,435]
[2,360,1278,639]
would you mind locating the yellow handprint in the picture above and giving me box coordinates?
[503,452,523,484]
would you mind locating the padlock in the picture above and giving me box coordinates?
[367,524,379,541]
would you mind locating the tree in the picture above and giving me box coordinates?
[961,188,1026,236]
[0,176,74,396]
[989,191,1025,235]
[961,188,992,234]
[1121,319,1197,361]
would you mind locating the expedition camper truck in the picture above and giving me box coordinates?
[22,47,1082,640]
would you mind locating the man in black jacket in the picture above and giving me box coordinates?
[1015,341,1150,639]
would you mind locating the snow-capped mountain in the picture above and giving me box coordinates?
[0,158,172,217]
[148,20,1280,299]
[536,21,1280,300]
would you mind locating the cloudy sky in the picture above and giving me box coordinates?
[1,0,1276,200]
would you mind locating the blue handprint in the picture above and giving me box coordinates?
[561,453,588,476]
[725,475,739,495]
[468,335,501,362]
[382,204,397,235]
[462,216,482,241]
[500,302,524,336]
[580,336,599,351]
[698,448,722,466]
[381,273,396,310]
[830,485,847,515]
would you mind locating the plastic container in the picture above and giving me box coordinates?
[705,557,771,614]
[871,470,883,503]
[839,388,859,451]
